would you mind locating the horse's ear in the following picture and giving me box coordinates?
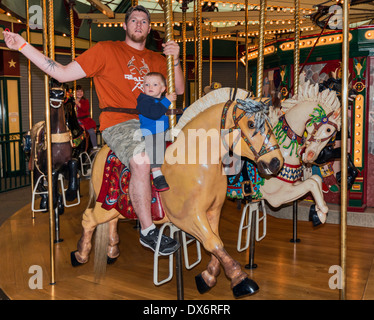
[333,107,341,119]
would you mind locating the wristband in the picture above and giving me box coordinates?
[18,42,28,51]
[174,60,180,67]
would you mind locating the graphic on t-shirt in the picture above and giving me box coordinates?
[125,56,150,92]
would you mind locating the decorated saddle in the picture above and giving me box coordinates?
[226,159,265,202]
[96,150,164,221]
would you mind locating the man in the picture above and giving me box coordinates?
[3,5,184,255]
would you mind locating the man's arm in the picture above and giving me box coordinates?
[3,31,86,83]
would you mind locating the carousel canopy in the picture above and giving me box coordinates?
[0,0,373,54]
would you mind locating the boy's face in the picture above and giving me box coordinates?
[143,75,166,98]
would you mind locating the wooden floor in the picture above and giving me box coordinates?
[1,179,374,300]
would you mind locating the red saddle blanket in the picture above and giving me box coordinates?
[96,150,164,221]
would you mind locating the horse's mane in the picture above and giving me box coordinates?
[281,80,341,125]
[171,87,252,137]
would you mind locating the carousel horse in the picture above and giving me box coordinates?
[227,80,341,226]
[29,81,79,214]
[63,88,92,159]
[71,88,284,298]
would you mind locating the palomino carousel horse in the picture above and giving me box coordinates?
[29,82,79,214]
[71,88,284,298]
[227,80,341,226]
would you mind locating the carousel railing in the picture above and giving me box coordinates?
[0,132,30,193]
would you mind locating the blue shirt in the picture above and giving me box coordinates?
[136,93,171,136]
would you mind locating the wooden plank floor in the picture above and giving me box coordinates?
[1,179,374,300]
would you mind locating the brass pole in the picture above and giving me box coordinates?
[43,0,55,285]
[89,20,93,118]
[193,0,197,102]
[340,0,349,301]
[293,0,300,95]
[209,23,213,85]
[164,0,176,141]
[26,0,34,219]
[182,2,187,109]
[69,0,76,94]
[245,0,249,90]
[256,0,267,98]
[197,2,203,99]
[235,31,239,90]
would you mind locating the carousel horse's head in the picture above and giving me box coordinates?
[292,81,342,163]
[49,79,66,109]
[233,98,283,176]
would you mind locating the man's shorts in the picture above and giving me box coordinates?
[102,119,145,168]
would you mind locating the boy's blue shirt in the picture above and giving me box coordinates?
[136,93,171,136]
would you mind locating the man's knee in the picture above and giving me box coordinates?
[130,152,150,175]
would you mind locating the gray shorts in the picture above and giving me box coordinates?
[102,119,145,168]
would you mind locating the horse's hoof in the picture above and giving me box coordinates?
[232,277,259,298]
[195,273,211,294]
[309,204,322,227]
[107,256,117,265]
[65,190,77,202]
[71,251,84,267]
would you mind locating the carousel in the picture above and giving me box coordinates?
[0,0,374,302]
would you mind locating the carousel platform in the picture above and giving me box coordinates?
[1,180,374,300]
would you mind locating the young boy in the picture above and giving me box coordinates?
[136,72,177,192]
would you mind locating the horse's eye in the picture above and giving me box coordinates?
[327,128,331,133]
[248,121,255,129]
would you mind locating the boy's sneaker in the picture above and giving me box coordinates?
[153,175,170,192]
[140,228,180,256]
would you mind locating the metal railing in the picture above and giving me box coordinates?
[0,132,30,193]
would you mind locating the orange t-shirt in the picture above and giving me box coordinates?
[75,41,167,131]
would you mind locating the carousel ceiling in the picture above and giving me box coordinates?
[73,0,374,42]
[0,0,373,44]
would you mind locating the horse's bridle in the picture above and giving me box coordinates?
[221,100,279,162]
[305,110,339,144]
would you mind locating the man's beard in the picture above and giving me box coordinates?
[128,31,148,43]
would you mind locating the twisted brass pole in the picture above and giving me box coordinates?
[193,0,197,101]
[182,3,187,109]
[293,0,300,95]
[236,31,239,90]
[209,22,213,86]
[256,0,267,98]
[69,0,76,94]
[164,0,176,141]
[197,2,203,99]
[245,0,249,90]
[341,0,349,301]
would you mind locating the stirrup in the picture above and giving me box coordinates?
[31,174,48,213]
[237,199,267,252]
[153,222,201,286]
[58,174,80,207]
[79,151,92,177]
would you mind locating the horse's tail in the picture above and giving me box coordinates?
[86,152,99,209]
[94,221,109,282]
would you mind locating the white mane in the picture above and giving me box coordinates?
[281,80,341,129]
[171,87,251,137]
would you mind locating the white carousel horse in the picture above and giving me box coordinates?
[228,80,341,227]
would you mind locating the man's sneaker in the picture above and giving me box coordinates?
[153,175,170,192]
[140,228,180,256]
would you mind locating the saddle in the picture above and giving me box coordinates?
[96,150,164,221]
[226,159,264,202]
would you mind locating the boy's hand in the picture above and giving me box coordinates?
[165,92,177,102]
